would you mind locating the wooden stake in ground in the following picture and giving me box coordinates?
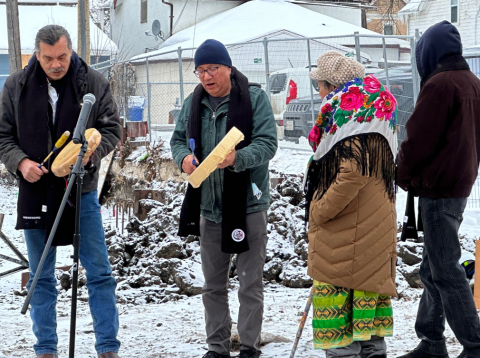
[474,240,480,309]
[290,286,314,358]
[6,0,22,74]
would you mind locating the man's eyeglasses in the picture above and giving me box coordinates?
[194,66,221,78]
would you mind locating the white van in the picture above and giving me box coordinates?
[269,66,317,140]
[269,62,380,139]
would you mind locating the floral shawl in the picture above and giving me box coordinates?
[309,75,397,156]
[304,75,398,222]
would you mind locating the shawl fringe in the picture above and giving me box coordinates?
[304,133,396,224]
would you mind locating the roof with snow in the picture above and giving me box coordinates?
[0,4,117,55]
[398,0,423,15]
[130,0,409,62]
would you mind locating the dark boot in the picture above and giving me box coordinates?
[397,349,449,358]
[36,355,57,358]
[457,351,477,358]
[202,351,231,358]
[98,353,119,358]
[238,348,261,358]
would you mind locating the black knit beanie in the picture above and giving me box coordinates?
[194,39,232,69]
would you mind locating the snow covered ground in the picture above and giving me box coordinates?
[0,137,476,358]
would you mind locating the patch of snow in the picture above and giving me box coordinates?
[0,144,477,358]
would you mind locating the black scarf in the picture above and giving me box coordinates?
[420,55,470,88]
[178,67,253,254]
[15,54,82,246]
[400,191,424,241]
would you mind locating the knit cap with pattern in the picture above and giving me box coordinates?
[310,51,365,87]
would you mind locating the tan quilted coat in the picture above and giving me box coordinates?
[307,158,397,297]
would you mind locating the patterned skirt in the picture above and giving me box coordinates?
[312,280,394,350]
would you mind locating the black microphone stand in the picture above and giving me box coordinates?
[21,129,89,358]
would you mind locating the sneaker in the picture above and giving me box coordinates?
[202,351,231,358]
[238,348,261,358]
[397,349,449,358]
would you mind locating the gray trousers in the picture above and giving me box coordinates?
[325,336,387,358]
[200,211,268,355]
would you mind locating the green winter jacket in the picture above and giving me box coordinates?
[170,85,278,223]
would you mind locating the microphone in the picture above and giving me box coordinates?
[73,94,96,144]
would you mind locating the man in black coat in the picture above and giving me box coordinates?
[397,21,480,358]
[0,25,121,358]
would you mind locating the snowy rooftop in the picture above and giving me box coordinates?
[130,0,410,62]
[398,0,423,15]
[0,4,117,55]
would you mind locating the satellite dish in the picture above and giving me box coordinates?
[152,20,161,36]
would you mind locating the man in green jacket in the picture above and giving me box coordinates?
[171,39,277,358]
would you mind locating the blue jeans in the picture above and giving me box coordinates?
[416,197,480,357]
[25,190,120,356]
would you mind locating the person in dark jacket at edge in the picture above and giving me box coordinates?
[170,39,277,358]
[0,25,121,358]
[397,21,480,358]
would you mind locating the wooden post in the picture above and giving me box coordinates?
[85,0,90,66]
[361,8,367,29]
[77,0,90,65]
[475,240,480,309]
[6,0,22,74]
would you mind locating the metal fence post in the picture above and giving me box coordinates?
[177,46,185,105]
[263,37,271,100]
[307,39,315,125]
[410,37,419,105]
[123,64,128,124]
[354,32,361,63]
[411,29,421,104]
[146,58,152,142]
[382,38,390,89]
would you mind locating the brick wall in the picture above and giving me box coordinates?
[367,0,408,35]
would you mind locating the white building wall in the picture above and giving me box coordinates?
[110,0,245,59]
[170,0,246,34]
[298,4,362,26]
[360,47,402,63]
[406,0,480,47]
[110,0,170,60]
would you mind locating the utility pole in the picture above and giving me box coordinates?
[78,0,90,65]
[6,0,22,74]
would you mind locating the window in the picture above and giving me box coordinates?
[141,0,147,23]
[451,0,458,24]
[269,74,287,94]
[384,24,394,35]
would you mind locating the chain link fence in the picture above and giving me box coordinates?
[91,32,480,208]
[91,33,421,139]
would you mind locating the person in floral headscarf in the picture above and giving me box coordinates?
[304,51,398,358]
